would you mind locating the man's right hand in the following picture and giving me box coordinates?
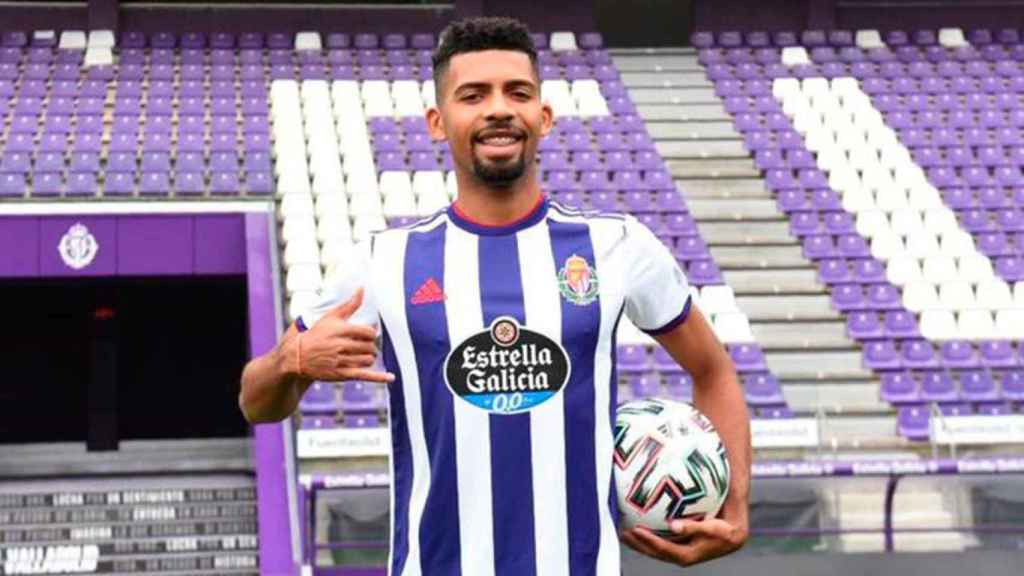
[294,288,396,384]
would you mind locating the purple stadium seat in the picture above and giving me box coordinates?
[897,406,929,441]
[1001,370,1024,401]
[863,340,901,370]
[940,341,980,369]
[881,371,920,404]
[902,339,939,370]
[245,172,274,196]
[978,403,1013,416]
[34,152,63,173]
[139,172,170,196]
[979,341,1017,368]
[174,172,204,196]
[340,381,384,413]
[960,370,1000,402]
[102,173,134,196]
[67,173,96,197]
[652,347,682,374]
[847,311,884,340]
[742,373,785,406]
[729,344,767,372]
[33,173,62,197]
[920,371,958,402]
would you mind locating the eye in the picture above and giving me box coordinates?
[461,92,482,103]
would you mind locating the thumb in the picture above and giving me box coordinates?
[670,519,701,539]
[328,288,364,320]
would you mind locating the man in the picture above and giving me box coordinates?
[240,16,750,574]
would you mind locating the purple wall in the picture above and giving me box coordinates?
[245,212,298,575]
[0,214,246,278]
[0,211,298,573]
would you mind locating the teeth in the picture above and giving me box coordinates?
[482,136,516,145]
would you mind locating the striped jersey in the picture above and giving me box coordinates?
[296,197,692,576]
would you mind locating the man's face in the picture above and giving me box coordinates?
[427,50,553,188]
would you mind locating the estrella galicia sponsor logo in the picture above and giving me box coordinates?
[444,316,571,414]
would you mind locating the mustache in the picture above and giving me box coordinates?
[473,122,526,140]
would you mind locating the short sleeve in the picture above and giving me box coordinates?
[622,216,692,335]
[295,241,379,332]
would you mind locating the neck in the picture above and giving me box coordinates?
[451,167,544,226]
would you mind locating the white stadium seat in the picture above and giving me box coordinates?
[285,264,323,296]
[549,31,578,52]
[975,279,1014,311]
[855,29,885,49]
[905,229,940,259]
[351,215,388,243]
[413,171,446,198]
[939,229,976,258]
[315,192,350,219]
[902,282,941,313]
[713,312,754,343]
[889,209,924,237]
[288,291,320,323]
[996,309,1024,339]
[855,210,888,238]
[87,29,114,49]
[922,255,958,285]
[938,27,968,48]
[317,212,353,245]
[958,309,996,340]
[886,254,922,286]
[383,191,419,218]
[938,280,976,311]
[59,30,86,50]
[699,285,740,316]
[919,309,958,341]
[295,31,323,51]
[958,254,994,283]
[379,171,413,198]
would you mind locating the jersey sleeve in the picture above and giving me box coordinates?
[294,241,379,332]
[622,215,693,335]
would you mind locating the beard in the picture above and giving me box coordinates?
[471,148,527,187]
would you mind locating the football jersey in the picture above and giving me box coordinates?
[296,197,692,576]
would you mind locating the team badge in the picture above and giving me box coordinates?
[557,254,599,306]
[58,223,98,270]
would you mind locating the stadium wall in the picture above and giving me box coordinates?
[694,0,1024,32]
[0,0,596,36]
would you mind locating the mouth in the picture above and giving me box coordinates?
[474,128,526,151]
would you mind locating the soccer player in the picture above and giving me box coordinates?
[240,16,750,574]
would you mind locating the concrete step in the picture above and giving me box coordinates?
[709,245,809,269]
[619,72,712,88]
[751,320,857,351]
[677,178,771,200]
[734,294,843,322]
[635,103,730,122]
[783,382,890,414]
[765,350,872,381]
[820,414,900,445]
[687,198,782,221]
[628,87,718,105]
[648,121,741,140]
[723,269,826,295]
[656,140,748,159]
[668,158,760,179]
[695,221,796,245]
[611,54,700,72]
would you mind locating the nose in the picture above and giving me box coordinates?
[484,93,514,122]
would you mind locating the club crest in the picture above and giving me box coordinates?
[557,254,599,306]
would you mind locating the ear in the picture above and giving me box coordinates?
[539,101,554,138]
[426,106,447,142]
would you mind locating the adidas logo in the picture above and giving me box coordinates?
[411,277,445,305]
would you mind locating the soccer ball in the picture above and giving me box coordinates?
[613,398,730,535]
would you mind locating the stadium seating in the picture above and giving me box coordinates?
[690,26,1024,440]
[253,31,793,429]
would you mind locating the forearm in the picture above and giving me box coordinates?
[239,332,311,423]
[692,361,751,523]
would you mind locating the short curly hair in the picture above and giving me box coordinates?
[432,16,538,100]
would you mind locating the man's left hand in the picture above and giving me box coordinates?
[620,516,748,567]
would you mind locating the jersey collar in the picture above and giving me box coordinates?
[447,194,549,236]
